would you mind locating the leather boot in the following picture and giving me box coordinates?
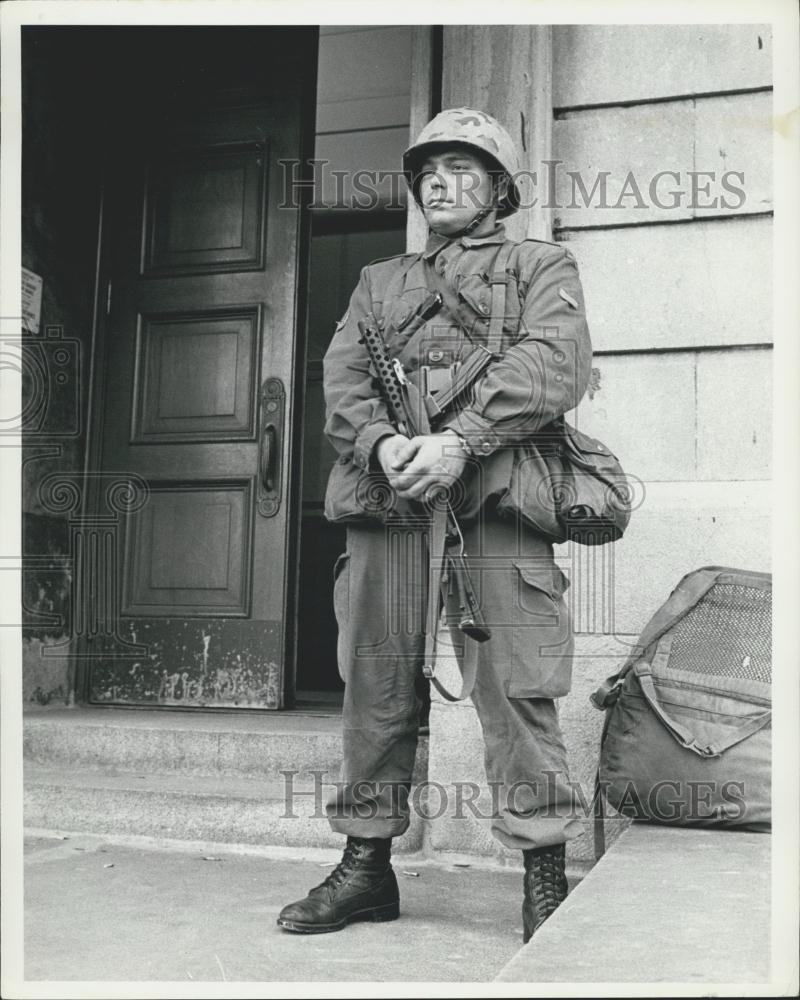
[521,843,568,943]
[277,836,399,934]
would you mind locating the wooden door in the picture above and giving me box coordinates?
[83,28,316,709]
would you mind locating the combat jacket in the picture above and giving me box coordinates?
[322,223,593,524]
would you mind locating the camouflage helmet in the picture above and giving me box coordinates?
[402,107,521,218]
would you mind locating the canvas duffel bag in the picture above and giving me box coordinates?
[591,566,771,854]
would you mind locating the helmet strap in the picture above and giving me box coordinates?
[432,173,507,238]
[455,205,493,237]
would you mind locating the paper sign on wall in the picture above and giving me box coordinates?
[22,267,43,334]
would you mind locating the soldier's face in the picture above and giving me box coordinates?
[418,147,496,235]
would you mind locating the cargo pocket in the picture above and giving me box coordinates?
[456,274,492,322]
[508,561,573,699]
[332,552,351,682]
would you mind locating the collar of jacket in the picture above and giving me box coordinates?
[422,222,507,260]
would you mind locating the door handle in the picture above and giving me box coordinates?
[258,377,285,517]
[260,424,277,491]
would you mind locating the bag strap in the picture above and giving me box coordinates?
[590,569,727,706]
[593,767,607,859]
[592,667,622,859]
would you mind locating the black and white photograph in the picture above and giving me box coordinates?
[1,0,798,995]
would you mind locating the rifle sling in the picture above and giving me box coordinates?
[422,507,480,702]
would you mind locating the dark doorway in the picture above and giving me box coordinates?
[297,214,407,700]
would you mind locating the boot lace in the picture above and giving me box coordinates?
[526,856,566,910]
[317,840,361,891]
[523,846,568,922]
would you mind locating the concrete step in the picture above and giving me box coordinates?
[23,707,355,779]
[23,707,429,854]
[24,763,427,853]
[495,824,771,984]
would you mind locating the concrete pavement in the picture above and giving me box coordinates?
[23,832,528,983]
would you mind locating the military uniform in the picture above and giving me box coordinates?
[322,222,592,850]
[278,107,593,940]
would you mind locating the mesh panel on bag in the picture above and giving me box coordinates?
[666,582,772,684]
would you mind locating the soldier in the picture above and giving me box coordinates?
[278,108,592,941]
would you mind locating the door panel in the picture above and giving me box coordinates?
[144,141,268,275]
[123,480,252,616]
[84,28,316,709]
[132,306,261,442]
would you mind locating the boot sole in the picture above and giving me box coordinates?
[276,900,400,934]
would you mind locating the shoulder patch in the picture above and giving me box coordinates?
[558,288,579,310]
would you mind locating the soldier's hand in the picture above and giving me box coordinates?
[375,433,413,479]
[392,431,467,500]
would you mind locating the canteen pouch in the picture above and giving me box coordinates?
[497,419,633,545]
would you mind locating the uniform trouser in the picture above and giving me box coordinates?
[326,510,584,851]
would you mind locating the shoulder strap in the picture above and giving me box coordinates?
[422,241,515,421]
[487,241,514,354]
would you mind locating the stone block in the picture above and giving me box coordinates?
[554,25,772,109]
[567,215,772,352]
[558,481,771,637]
[553,92,772,228]
[554,103,695,228]
[693,91,773,217]
[696,348,772,480]
[570,352,697,483]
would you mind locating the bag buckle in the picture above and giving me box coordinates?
[590,678,623,711]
